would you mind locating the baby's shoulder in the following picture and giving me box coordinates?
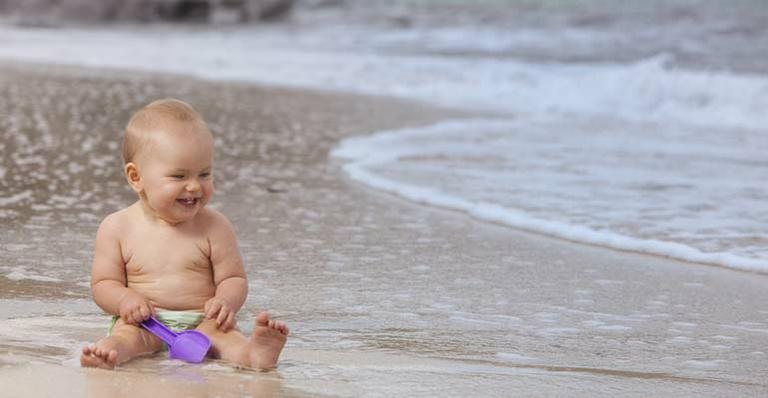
[196,208,237,236]
[198,207,233,226]
[97,205,138,235]
[105,205,134,222]
[101,204,140,229]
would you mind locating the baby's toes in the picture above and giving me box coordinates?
[106,350,118,364]
[94,346,108,358]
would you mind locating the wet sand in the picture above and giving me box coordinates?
[1,62,768,397]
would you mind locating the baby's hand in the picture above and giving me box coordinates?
[204,297,236,331]
[118,291,154,325]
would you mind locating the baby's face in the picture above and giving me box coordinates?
[135,125,214,224]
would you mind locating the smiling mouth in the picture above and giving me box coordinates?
[177,198,199,206]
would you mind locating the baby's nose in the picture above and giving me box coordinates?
[186,180,201,192]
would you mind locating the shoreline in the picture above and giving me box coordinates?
[331,121,768,275]
[2,22,767,276]
[1,61,768,396]
[0,59,760,277]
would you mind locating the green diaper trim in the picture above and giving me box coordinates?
[107,310,205,336]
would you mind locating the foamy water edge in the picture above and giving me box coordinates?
[331,119,768,273]
[2,25,766,274]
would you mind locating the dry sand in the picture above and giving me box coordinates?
[1,62,768,397]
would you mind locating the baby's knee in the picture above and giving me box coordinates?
[111,323,163,352]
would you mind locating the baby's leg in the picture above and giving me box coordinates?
[80,319,163,369]
[197,311,288,370]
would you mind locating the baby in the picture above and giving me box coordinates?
[80,98,288,369]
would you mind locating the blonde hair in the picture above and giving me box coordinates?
[122,98,210,164]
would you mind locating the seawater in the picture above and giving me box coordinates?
[332,115,768,271]
[2,2,768,396]
[0,2,767,274]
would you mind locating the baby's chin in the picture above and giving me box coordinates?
[158,203,206,224]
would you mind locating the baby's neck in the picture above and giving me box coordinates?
[133,200,194,227]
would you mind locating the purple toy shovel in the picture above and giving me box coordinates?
[141,316,211,363]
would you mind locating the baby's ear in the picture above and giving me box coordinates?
[124,162,143,193]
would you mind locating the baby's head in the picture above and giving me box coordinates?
[123,98,212,164]
[122,99,214,224]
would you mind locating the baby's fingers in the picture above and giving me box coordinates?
[204,299,212,314]
[139,305,151,321]
[220,311,235,331]
[134,308,147,323]
[215,306,230,326]
[125,309,139,325]
[206,300,222,319]
[216,306,232,330]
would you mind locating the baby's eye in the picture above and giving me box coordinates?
[171,175,185,179]
[200,172,212,178]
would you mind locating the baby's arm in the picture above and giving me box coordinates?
[90,214,154,325]
[205,211,248,331]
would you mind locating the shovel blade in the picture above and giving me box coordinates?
[168,330,211,363]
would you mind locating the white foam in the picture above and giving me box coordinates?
[4,267,62,283]
[0,190,33,206]
[541,327,581,335]
[597,325,633,332]
[448,316,502,327]
[1,24,765,273]
[667,336,693,345]
[332,120,768,272]
[495,352,538,363]
[0,27,766,130]
[684,359,724,369]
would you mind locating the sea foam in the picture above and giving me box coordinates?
[1,24,766,272]
[332,118,768,272]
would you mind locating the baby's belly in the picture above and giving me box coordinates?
[128,274,216,311]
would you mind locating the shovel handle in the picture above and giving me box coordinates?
[141,316,178,346]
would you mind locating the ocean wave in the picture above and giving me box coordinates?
[332,118,768,273]
[1,24,765,272]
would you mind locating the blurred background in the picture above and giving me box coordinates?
[0,0,296,24]
[0,0,764,73]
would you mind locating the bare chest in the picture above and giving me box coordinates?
[123,227,211,276]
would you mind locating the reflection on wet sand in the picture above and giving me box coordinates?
[0,362,290,398]
[85,360,287,398]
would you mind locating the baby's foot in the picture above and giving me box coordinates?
[246,312,289,370]
[80,341,119,369]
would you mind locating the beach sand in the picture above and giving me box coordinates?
[1,63,768,397]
